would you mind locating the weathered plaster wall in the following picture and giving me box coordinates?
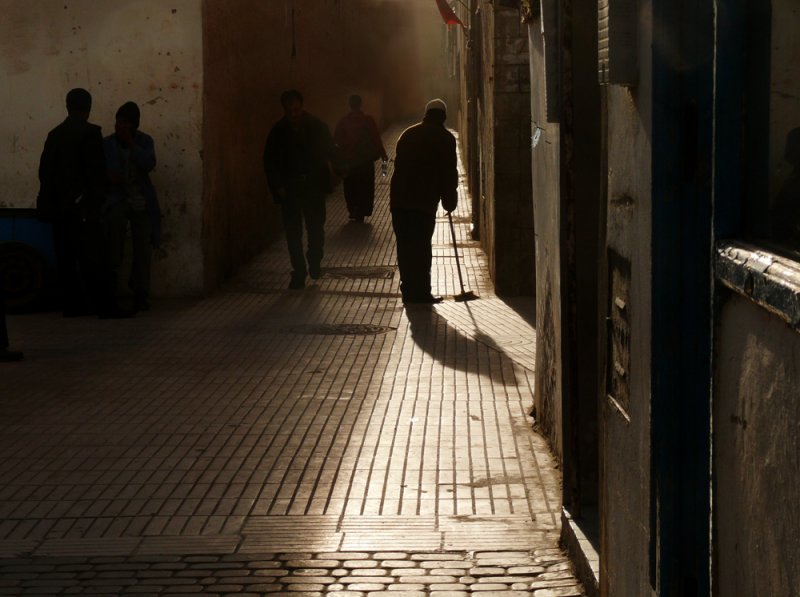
[201,0,454,290]
[454,1,478,216]
[493,8,534,296]
[474,1,533,296]
[528,20,563,459]
[714,294,800,597]
[477,4,496,272]
[600,8,654,596]
[0,0,204,296]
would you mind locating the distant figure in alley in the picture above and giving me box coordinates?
[264,89,340,289]
[334,94,388,222]
[390,99,458,304]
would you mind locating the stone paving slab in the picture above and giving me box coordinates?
[0,550,582,595]
[0,127,582,594]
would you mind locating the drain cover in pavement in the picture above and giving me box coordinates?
[286,323,396,335]
[322,266,395,279]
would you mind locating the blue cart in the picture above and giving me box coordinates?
[0,208,58,310]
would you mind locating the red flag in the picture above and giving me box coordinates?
[435,0,464,27]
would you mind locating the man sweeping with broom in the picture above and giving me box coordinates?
[390,99,459,305]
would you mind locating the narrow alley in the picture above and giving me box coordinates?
[0,127,584,596]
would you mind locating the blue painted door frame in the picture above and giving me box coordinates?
[650,0,714,594]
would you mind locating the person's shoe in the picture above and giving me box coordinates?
[0,348,23,362]
[289,273,306,289]
[308,263,321,280]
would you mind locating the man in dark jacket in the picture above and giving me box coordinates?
[390,99,458,304]
[37,88,110,316]
[264,89,339,289]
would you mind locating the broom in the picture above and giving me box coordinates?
[447,211,479,302]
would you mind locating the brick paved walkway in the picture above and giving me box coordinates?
[0,127,583,595]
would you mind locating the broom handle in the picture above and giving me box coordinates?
[447,211,467,295]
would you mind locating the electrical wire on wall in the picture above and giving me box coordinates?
[291,5,297,59]
[284,0,296,60]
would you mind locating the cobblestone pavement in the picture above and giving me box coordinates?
[0,127,583,596]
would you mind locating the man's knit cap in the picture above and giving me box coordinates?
[425,98,447,115]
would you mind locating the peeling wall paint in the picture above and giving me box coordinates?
[0,0,204,296]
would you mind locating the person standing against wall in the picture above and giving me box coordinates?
[390,99,458,304]
[103,101,161,312]
[37,88,109,317]
[264,89,340,289]
[334,95,387,222]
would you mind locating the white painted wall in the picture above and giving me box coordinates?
[0,0,204,296]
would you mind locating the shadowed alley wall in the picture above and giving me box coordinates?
[454,1,533,297]
[527,18,563,461]
[526,0,653,592]
[202,0,456,291]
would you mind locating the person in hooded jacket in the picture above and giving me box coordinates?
[103,101,161,312]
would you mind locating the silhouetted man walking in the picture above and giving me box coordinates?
[390,99,458,304]
[264,89,339,289]
[334,94,387,222]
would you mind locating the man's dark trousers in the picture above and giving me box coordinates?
[344,161,376,218]
[281,179,326,277]
[53,211,106,315]
[105,201,152,303]
[391,207,436,301]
